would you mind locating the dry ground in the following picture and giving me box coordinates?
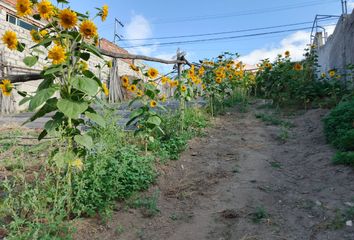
[74,101,354,240]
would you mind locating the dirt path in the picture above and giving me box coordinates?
[75,101,354,240]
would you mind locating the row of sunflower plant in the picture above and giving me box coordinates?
[121,52,256,155]
[254,47,351,108]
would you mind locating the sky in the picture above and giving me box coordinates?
[68,0,353,72]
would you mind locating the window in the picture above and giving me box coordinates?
[6,14,39,31]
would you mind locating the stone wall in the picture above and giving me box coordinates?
[316,11,354,79]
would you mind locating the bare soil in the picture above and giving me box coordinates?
[74,101,354,240]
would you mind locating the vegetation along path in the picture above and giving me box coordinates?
[75,101,354,240]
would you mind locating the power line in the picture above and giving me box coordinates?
[150,0,338,25]
[123,25,337,49]
[97,0,338,30]
[120,18,337,42]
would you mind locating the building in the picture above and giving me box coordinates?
[0,0,143,114]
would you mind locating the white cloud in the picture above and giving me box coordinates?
[240,22,338,66]
[124,14,158,55]
[240,31,310,65]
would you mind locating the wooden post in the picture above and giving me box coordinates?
[176,49,185,132]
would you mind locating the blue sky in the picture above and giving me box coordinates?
[69,0,352,71]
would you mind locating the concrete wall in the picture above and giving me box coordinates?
[316,11,354,77]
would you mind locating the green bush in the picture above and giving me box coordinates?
[150,108,209,161]
[332,152,354,165]
[72,117,156,217]
[323,99,354,151]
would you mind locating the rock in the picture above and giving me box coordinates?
[344,202,354,207]
[315,200,322,206]
[346,220,353,227]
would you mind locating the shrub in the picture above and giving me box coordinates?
[72,115,156,216]
[323,99,354,151]
[332,152,354,166]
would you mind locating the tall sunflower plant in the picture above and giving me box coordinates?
[124,67,166,153]
[1,0,110,165]
[201,53,239,116]
[174,65,203,131]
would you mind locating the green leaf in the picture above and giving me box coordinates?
[57,99,88,119]
[126,108,144,126]
[147,115,161,126]
[82,70,102,87]
[38,75,54,91]
[81,42,102,59]
[74,134,93,149]
[29,87,57,111]
[38,129,47,141]
[53,150,75,169]
[85,112,106,127]
[43,66,61,76]
[31,37,54,49]
[33,14,41,20]
[80,52,90,61]
[19,97,31,106]
[23,56,38,67]
[17,42,25,52]
[17,91,27,97]
[24,98,58,124]
[72,76,99,96]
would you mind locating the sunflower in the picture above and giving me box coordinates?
[71,158,83,171]
[121,75,129,87]
[161,76,169,85]
[136,90,143,97]
[294,63,303,71]
[37,0,53,19]
[102,83,109,96]
[0,79,13,96]
[265,63,272,70]
[329,70,336,78]
[16,0,32,17]
[48,45,66,65]
[40,29,48,37]
[198,67,205,76]
[128,84,137,92]
[79,61,88,71]
[169,80,178,88]
[160,94,167,102]
[79,20,97,39]
[150,100,157,108]
[321,73,326,78]
[30,30,41,43]
[130,64,139,72]
[101,5,109,22]
[181,85,187,92]
[285,50,290,57]
[147,68,158,79]
[215,77,222,84]
[2,31,18,50]
[107,60,112,68]
[58,8,77,29]
[202,84,206,90]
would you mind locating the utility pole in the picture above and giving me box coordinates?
[341,0,348,15]
[113,18,124,44]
